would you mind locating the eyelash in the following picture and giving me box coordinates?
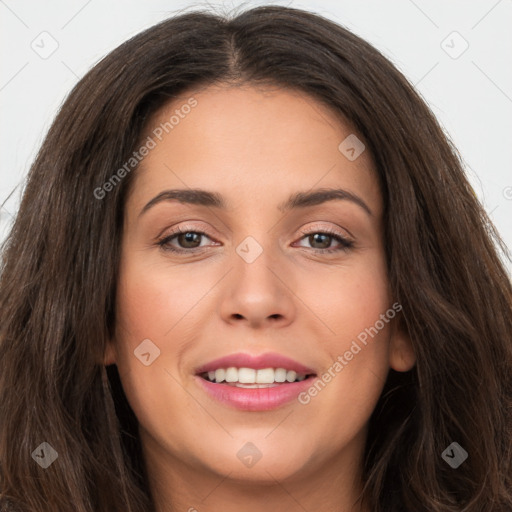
[156,225,354,255]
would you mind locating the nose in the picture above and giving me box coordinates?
[218,245,296,329]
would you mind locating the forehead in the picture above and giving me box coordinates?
[127,84,381,215]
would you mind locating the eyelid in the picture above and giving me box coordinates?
[156,221,355,254]
[294,224,354,253]
[155,221,216,241]
[296,222,353,241]
[156,224,217,246]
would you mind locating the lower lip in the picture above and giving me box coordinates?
[195,375,317,411]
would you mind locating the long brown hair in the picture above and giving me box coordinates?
[1,5,511,511]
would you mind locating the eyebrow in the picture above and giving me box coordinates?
[138,187,372,218]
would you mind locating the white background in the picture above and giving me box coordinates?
[1,0,511,273]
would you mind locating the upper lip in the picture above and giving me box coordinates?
[195,352,317,375]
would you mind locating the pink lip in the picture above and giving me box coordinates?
[195,375,317,411]
[194,352,316,375]
[194,352,317,412]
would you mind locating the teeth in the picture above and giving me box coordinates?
[286,370,297,382]
[256,368,275,383]
[204,367,309,384]
[274,368,287,383]
[239,367,256,383]
[225,367,238,382]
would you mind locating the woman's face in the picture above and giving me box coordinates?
[105,84,415,496]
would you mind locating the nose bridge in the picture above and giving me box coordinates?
[219,233,295,327]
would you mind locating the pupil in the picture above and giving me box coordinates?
[177,233,333,250]
[179,232,201,248]
[310,233,330,249]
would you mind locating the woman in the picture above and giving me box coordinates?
[0,5,510,512]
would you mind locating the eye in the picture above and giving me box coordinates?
[295,228,354,254]
[156,227,217,253]
[155,226,354,255]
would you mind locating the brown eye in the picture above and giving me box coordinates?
[176,232,203,249]
[308,233,332,249]
[295,229,354,254]
[157,229,216,253]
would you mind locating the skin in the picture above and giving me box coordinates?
[104,84,416,512]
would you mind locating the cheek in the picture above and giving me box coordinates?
[115,255,197,342]
[111,261,199,449]
[295,251,392,410]
[299,250,391,342]
[112,251,210,403]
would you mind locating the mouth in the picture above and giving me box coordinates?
[194,352,318,411]
[198,367,316,388]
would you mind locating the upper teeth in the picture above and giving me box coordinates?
[205,367,307,384]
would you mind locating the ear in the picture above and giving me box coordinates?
[388,324,416,372]
[103,338,117,366]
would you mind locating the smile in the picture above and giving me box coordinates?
[194,352,318,411]
[200,367,310,386]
